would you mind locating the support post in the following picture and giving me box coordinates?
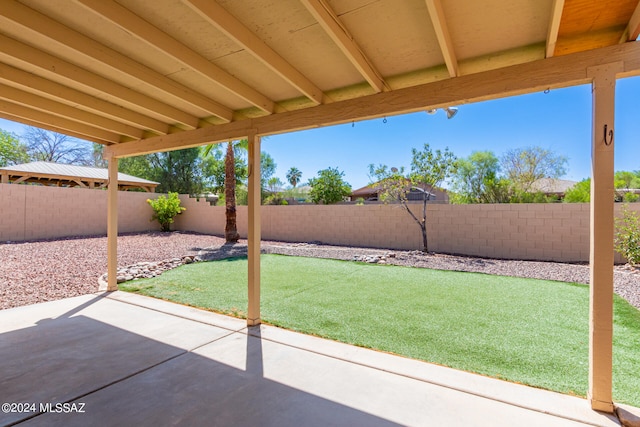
[587,62,621,413]
[107,154,119,291]
[247,133,261,326]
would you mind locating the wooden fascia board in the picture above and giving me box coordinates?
[546,0,565,57]
[0,1,232,122]
[0,63,169,134]
[105,42,640,159]
[76,0,274,114]
[0,34,198,129]
[300,0,388,93]
[425,0,458,77]
[184,0,324,105]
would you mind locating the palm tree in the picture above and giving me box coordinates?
[223,141,240,242]
[203,140,247,243]
[286,167,302,188]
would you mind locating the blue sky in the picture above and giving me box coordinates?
[265,75,639,189]
[1,76,638,190]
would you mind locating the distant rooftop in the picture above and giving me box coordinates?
[0,161,159,192]
[530,178,578,194]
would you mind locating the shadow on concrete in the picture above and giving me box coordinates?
[2,313,401,427]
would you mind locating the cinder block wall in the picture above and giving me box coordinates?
[175,195,640,263]
[0,183,157,241]
[2,187,638,263]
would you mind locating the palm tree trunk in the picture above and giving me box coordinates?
[225,141,240,243]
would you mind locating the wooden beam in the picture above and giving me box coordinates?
[546,0,565,57]
[0,0,233,122]
[254,41,640,134]
[0,83,143,139]
[185,0,324,105]
[587,62,621,414]
[621,0,640,42]
[424,0,458,77]
[0,63,169,135]
[76,0,274,114]
[106,154,118,291]
[105,42,640,159]
[0,34,198,129]
[0,111,110,145]
[104,121,255,158]
[0,99,121,143]
[246,133,261,326]
[300,0,388,93]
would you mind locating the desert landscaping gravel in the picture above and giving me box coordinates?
[1,231,639,310]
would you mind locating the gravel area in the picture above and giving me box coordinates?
[2,232,639,311]
[0,232,225,310]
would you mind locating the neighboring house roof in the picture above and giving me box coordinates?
[350,183,383,198]
[0,161,159,192]
[350,181,447,200]
[530,178,578,194]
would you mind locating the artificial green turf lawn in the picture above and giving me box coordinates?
[121,254,640,407]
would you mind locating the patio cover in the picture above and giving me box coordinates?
[1,0,639,413]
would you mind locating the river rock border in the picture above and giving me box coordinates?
[98,255,198,290]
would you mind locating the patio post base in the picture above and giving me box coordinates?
[588,394,614,413]
[247,317,261,326]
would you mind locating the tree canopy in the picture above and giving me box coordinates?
[0,129,29,167]
[450,151,510,203]
[564,178,591,203]
[308,167,352,204]
[286,167,302,188]
[201,143,247,194]
[565,171,640,203]
[119,148,203,194]
[451,146,568,203]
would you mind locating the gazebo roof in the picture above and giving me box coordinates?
[0,161,159,192]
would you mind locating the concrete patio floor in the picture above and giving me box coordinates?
[0,291,632,427]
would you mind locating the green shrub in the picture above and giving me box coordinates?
[264,194,289,205]
[147,192,186,232]
[615,204,640,266]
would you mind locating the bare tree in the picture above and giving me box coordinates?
[23,127,91,165]
[501,146,567,193]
